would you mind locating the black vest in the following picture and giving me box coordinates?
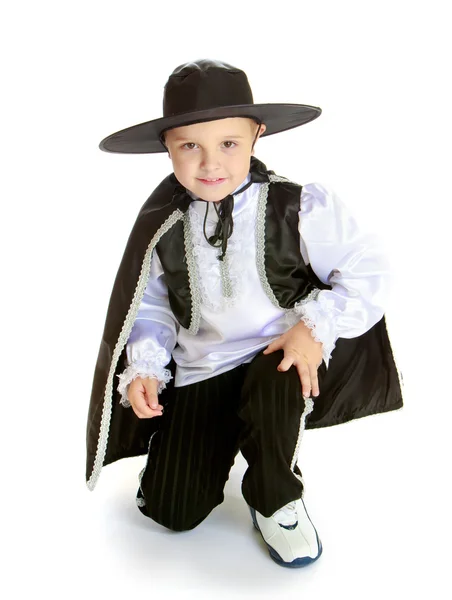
[156,171,332,332]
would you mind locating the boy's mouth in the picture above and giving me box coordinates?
[198,178,227,186]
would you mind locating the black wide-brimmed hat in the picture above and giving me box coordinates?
[99,58,322,154]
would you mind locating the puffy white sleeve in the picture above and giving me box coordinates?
[295,182,392,370]
[116,249,179,407]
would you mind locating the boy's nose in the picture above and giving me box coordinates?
[199,150,222,168]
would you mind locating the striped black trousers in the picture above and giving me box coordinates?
[136,348,317,531]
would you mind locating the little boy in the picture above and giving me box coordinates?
[86,59,404,568]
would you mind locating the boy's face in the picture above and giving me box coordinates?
[163,117,266,202]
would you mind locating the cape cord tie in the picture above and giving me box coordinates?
[202,178,254,261]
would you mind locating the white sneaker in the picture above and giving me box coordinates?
[249,498,323,567]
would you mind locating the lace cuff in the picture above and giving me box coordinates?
[116,350,173,408]
[292,289,338,370]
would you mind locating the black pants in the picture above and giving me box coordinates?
[136,348,315,531]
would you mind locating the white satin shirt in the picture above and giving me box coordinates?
[117,172,392,404]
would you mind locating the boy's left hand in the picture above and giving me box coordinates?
[263,321,323,398]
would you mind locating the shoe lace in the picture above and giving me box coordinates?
[272,501,297,526]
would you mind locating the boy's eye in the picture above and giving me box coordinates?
[182,141,237,150]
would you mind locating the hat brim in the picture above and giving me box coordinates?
[98,104,322,154]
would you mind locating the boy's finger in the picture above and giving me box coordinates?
[127,385,161,415]
[144,379,161,409]
[264,336,284,354]
[296,363,312,398]
[132,395,163,419]
[309,363,320,397]
[277,355,294,371]
[134,407,163,419]
[146,392,161,410]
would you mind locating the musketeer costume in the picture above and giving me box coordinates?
[85,58,404,566]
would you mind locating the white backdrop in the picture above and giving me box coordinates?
[1,1,451,598]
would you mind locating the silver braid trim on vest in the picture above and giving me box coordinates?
[290,396,315,499]
[256,174,324,325]
[268,174,292,183]
[293,287,323,310]
[256,173,297,312]
[86,209,185,491]
[255,182,284,310]
[183,211,202,335]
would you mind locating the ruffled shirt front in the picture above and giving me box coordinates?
[117,173,392,406]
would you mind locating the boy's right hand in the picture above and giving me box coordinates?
[128,377,164,419]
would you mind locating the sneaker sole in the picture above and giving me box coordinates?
[249,506,323,568]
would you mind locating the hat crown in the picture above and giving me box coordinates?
[98,58,322,154]
[163,58,254,118]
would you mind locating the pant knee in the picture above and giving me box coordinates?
[138,490,223,532]
[164,507,213,531]
[242,350,301,397]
